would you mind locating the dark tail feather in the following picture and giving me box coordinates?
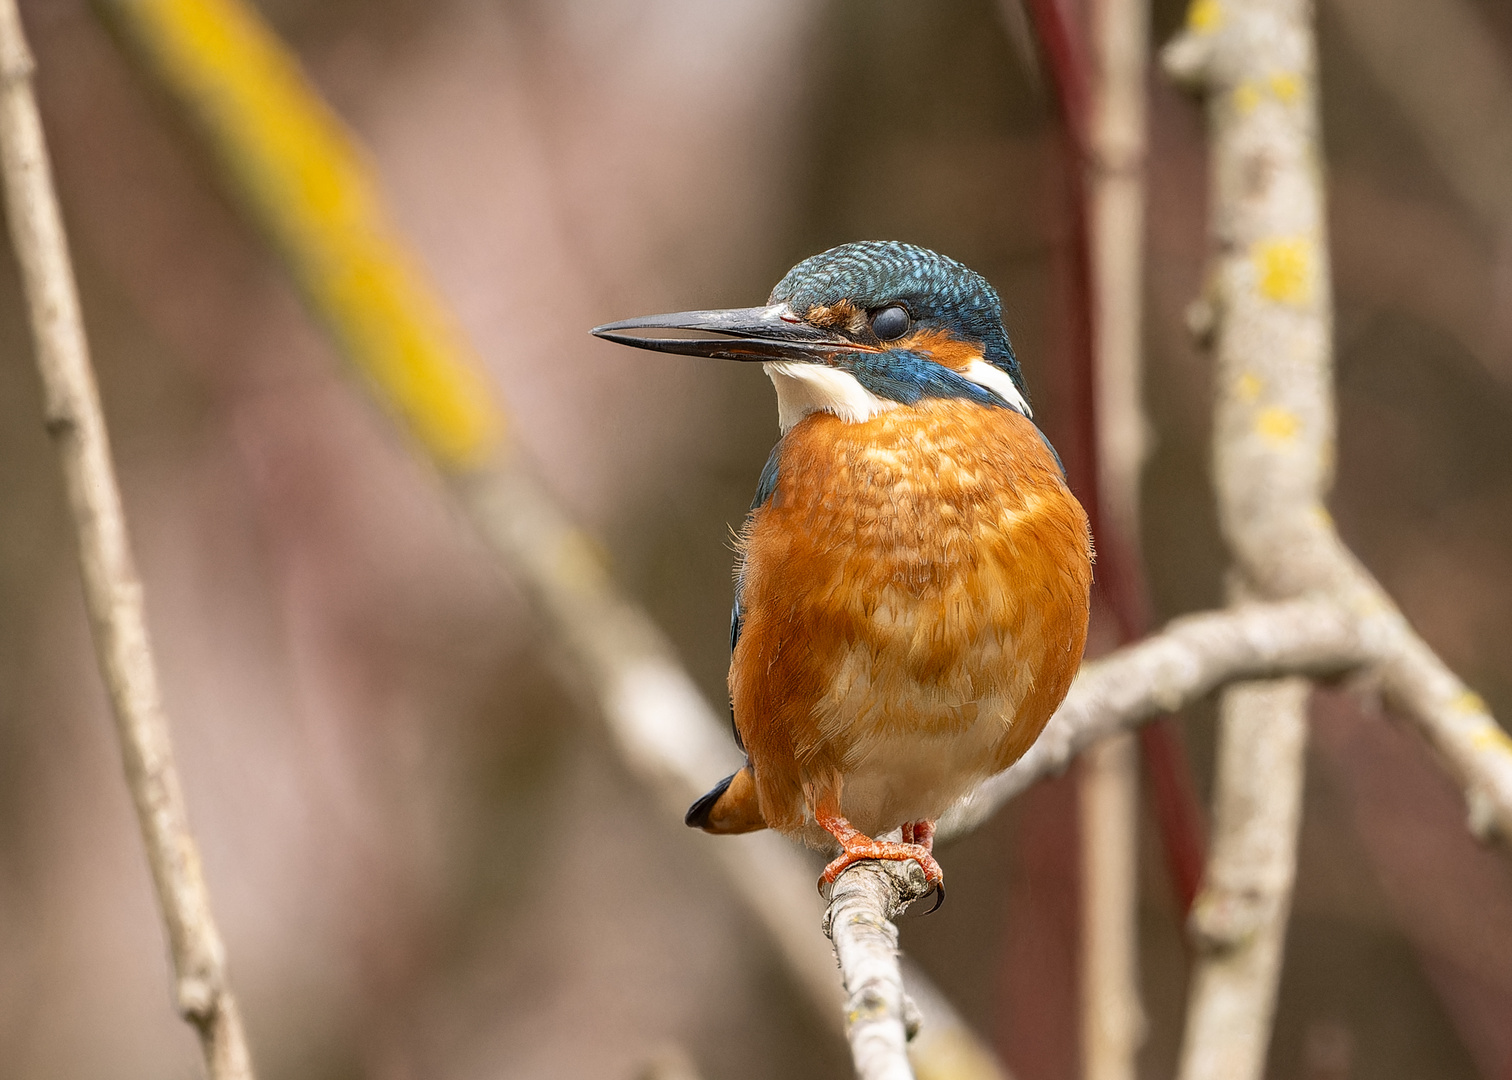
[685,765,767,834]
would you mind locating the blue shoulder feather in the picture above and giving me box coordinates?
[730,440,783,654]
[727,440,783,750]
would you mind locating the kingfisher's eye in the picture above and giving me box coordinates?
[871,305,910,341]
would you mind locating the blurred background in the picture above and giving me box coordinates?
[1,0,1511,1077]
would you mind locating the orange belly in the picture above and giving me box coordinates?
[729,397,1093,842]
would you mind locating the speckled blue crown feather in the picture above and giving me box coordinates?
[769,240,1023,391]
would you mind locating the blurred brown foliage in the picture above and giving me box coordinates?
[0,0,1510,1078]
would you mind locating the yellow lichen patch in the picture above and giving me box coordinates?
[1470,722,1512,758]
[1187,0,1222,33]
[1255,237,1312,304]
[1268,71,1301,103]
[1233,81,1261,114]
[1255,407,1300,443]
[553,529,612,593]
[1236,372,1263,400]
[1455,690,1490,715]
[108,0,505,469]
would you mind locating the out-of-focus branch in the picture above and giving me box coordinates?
[98,0,504,471]
[940,599,1379,839]
[92,2,1012,1075]
[1082,0,1151,1075]
[1177,678,1309,1080]
[1088,0,1150,546]
[0,2,253,1077]
[1078,737,1141,1080]
[823,861,936,1080]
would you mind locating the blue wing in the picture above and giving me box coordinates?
[730,439,783,654]
[728,440,784,750]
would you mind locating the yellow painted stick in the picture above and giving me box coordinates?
[96,0,503,469]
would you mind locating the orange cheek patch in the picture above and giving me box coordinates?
[898,328,985,371]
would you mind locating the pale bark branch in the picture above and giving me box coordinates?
[1079,735,1144,1080]
[1084,0,1152,1074]
[0,2,253,1076]
[1163,6,1335,1075]
[822,861,935,1080]
[1161,0,1512,1074]
[1165,0,1512,842]
[1177,678,1309,1080]
[939,599,1378,840]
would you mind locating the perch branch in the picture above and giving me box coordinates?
[823,860,936,1080]
[0,1,253,1076]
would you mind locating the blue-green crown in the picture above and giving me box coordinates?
[769,240,1023,392]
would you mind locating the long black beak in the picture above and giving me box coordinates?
[591,303,864,363]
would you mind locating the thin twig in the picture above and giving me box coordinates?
[1083,0,1153,1074]
[0,1,253,1076]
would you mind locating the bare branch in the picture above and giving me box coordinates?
[1084,0,1153,1072]
[1169,0,1512,846]
[0,2,253,1076]
[1080,735,1145,1080]
[1177,679,1309,1080]
[1164,5,1334,1073]
[1161,0,1512,1073]
[939,599,1378,839]
[823,860,936,1080]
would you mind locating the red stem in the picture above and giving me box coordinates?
[1023,0,1208,914]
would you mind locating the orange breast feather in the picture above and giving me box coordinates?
[729,397,1093,838]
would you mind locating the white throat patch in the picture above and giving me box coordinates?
[959,359,1032,418]
[764,362,900,433]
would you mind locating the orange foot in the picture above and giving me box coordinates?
[816,807,945,913]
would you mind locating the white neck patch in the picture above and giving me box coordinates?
[959,359,1032,418]
[764,361,900,433]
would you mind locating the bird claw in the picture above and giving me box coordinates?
[816,840,946,912]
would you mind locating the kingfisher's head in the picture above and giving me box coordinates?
[592,241,1030,433]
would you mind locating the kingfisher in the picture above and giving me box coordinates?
[594,241,1092,907]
